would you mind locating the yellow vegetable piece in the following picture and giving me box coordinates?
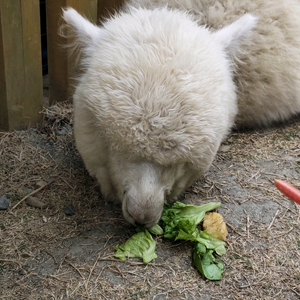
[203,212,228,241]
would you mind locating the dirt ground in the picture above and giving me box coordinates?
[0,102,299,300]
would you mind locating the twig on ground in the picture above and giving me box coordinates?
[272,198,297,215]
[227,223,247,237]
[271,227,293,239]
[48,274,71,283]
[11,181,53,210]
[65,260,85,280]
[240,274,267,288]
[0,258,22,267]
[246,212,250,238]
[44,250,58,264]
[85,234,114,290]
[267,209,280,230]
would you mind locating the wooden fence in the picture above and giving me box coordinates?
[0,0,124,131]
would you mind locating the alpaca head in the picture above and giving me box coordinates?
[108,155,190,227]
[62,7,257,226]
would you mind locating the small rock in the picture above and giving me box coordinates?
[0,195,10,210]
[219,145,231,153]
[57,128,68,136]
[35,180,47,189]
[56,125,72,136]
[22,188,34,195]
[25,196,47,209]
[63,204,75,216]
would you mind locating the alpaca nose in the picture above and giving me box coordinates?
[127,207,156,226]
[124,200,160,227]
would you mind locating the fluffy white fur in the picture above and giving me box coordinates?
[62,1,300,226]
[126,0,300,126]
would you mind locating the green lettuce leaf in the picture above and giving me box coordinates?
[161,201,226,280]
[136,224,164,235]
[173,229,226,255]
[194,242,206,255]
[162,202,221,241]
[193,248,224,281]
[114,230,157,263]
[199,231,226,256]
[147,224,164,235]
[115,201,226,281]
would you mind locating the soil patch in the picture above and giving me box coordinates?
[0,103,299,299]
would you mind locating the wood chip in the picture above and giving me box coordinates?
[25,196,47,209]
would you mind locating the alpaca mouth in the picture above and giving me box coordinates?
[122,198,161,228]
[122,198,136,226]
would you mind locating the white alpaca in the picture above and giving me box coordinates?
[126,0,300,127]
[62,0,300,227]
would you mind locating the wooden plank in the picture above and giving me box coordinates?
[0,1,24,131]
[0,8,9,131]
[0,0,43,131]
[98,0,124,22]
[21,0,44,129]
[46,0,97,104]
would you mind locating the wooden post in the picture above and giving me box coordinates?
[46,0,97,104]
[0,0,43,131]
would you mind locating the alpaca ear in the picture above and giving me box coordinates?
[61,7,102,53]
[212,14,257,56]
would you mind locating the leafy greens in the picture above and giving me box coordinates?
[193,247,224,280]
[114,201,227,280]
[161,201,226,280]
[114,230,157,264]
